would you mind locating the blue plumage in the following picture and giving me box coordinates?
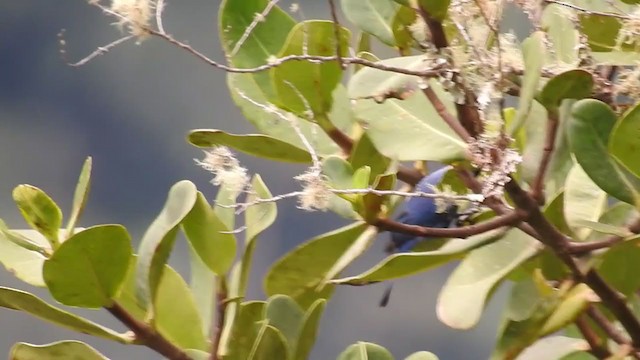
[380,166,459,306]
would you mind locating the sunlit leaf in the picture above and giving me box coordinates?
[188,129,312,163]
[10,341,109,360]
[564,163,608,240]
[43,225,132,308]
[341,0,399,46]
[65,156,92,237]
[13,185,62,249]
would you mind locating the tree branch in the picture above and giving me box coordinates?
[568,217,640,254]
[209,278,228,360]
[421,86,472,142]
[575,315,612,359]
[504,180,640,348]
[105,303,192,360]
[373,210,524,238]
[531,110,559,204]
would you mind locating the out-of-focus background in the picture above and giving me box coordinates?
[0,2,526,359]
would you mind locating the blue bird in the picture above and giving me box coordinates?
[380,166,460,307]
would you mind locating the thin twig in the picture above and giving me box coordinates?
[568,217,640,254]
[587,306,634,349]
[66,35,135,67]
[544,0,632,20]
[229,0,280,58]
[575,315,612,359]
[374,210,524,239]
[531,111,559,204]
[422,86,472,142]
[155,0,166,34]
[209,278,228,360]
[105,302,192,360]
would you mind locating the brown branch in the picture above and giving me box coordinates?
[568,217,640,254]
[587,306,632,348]
[105,303,191,360]
[543,0,632,20]
[531,110,559,204]
[374,210,525,238]
[209,279,228,360]
[575,315,612,359]
[422,86,472,142]
[504,180,640,348]
[415,5,448,49]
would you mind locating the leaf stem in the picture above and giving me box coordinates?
[209,277,228,360]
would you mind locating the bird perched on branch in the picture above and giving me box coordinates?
[380,166,462,307]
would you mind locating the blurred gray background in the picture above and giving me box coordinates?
[0,1,516,359]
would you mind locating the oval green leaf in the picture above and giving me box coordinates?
[188,129,312,163]
[538,69,593,111]
[610,102,640,179]
[264,222,369,309]
[155,265,208,350]
[264,295,305,352]
[332,228,506,285]
[569,99,640,205]
[518,336,588,360]
[66,156,92,237]
[271,20,350,117]
[341,0,399,46]
[293,299,326,360]
[10,341,108,360]
[563,163,608,240]
[219,0,295,100]
[137,180,198,310]
[510,31,545,135]
[0,287,130,343]
[437,229,540,329]
[13,184,62,249]
[182,192,237,275]
[337,342,394,360]
[43,225,132,308]
[0,228,48,287]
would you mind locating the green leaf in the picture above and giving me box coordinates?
[610,102,640,179]
[182,192,236,275]
[579,14,622,52]
[226,73,341,155]
[404,352,439,360]
[188,130,312,163]
[250,323,290,360]
[540,284,594,335]
[320,225,379,289]
[569,99,640,205]
[351,134,390,183]
[155,265,208,350]
[510,31,545,135]
[13,185,63,249]
[538,70,593,111]
[137,180,198,311]
[598,239,640,295]
[243,174,277,275]
[223,301,266,360]
[293,299,326,360]
[518,336,588,360]
[542,4,580,65]
[66,157,92,237]
[341,0,399,46]
[349,60,465,160]
[10,341,108,360]
[543,191,573,237]
[563,163,608,240]
[437,229,540,329]
[0,287,130,343]
[271,20,350,117]
[219,0,295,100]
[337,342,394,360]
[264,295,305,353]
[43,225,132,308]
[392,5,418,53]
[0,227,48,286]
[264,222,369,309]
[332,228,506,285]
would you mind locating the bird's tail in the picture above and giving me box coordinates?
[379,283,394,307]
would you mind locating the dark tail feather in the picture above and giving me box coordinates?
[379,283,394,307]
